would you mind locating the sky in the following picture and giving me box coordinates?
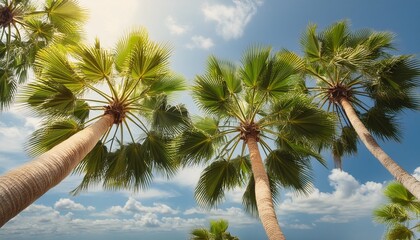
[1,0,420,239]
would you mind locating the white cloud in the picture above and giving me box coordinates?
[54,198,95,211]
[166,16,189,35]
[102,197,179,216]
[278,169,384,223]
[186,35,214,50]
[156,165,204,188]
[183,207,257,226]
[1,199,216,236]
[202,0,263,40]
[413,167,420,180]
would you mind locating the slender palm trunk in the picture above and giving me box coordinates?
[0,114,114,227]
[246,136,285,240]
[340,99,420,199]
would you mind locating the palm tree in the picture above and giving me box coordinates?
[374,182,420,240]
[0,0,87,110]
[190,219,239,240]
[0,28,190,227]
[175,46,335,240]
[300,20,420,199]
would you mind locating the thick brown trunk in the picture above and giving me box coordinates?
[246,136,286,240]
[0,114,114,227]
[340,99,420,199]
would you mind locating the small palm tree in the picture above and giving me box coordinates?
[176,46,335,240]
[0,0,87,110]
[300,20,420,199]
[191,219,239,240]
[0,28,189,227]
[374,182,420,240]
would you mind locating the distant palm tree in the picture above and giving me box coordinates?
[0,28,189,227]
[191,219,239,240]
[374,182,420,240]
[0,0,87,110]
[176,46,335,240]
[300,20,420,199]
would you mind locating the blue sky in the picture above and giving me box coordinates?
[1,0,420,239]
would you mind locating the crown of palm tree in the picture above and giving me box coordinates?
[0,0,87,110]
[301,20,420,168]
[175,46,335,213]
[21,28,190,193]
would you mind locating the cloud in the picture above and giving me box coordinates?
[202,0,263,40]
[278,169,384,223]
[166,16,189,35]
[186,35,214,50]
[54,198,95,211]
[184,207,257,226]
[1,199,212,237]
[101,197,179,216]
[156,165,204,188]
[413,167,420,180]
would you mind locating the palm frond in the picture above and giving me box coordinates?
[195,159,242,208]
[71,142,108,195]
[265,150,313,194]
[174,129,219,166]
[266,93,336,143]
[114,27,149,73]
[385,224,414,240]
[239,45,271,88]
[151,97,190,137]
[192,74,233,116]
[25,118,81,157]
[206,55,241,94]
[75,41,113,83]
[361,106,401,142]
[0,69,16,110]
[300,23,321,62]
[34,45,84,92]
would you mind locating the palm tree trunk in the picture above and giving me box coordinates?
[246,136,286,240]
[340,98,420,199]
[0,114,114,227]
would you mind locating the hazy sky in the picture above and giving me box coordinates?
[1,1,420,239]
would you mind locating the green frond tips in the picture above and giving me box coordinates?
[0,69,16,110]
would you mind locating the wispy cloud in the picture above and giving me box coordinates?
[54,198,95,212]
[186,35,214,50]
[202,0,263,40]
[166,16,189,35]
[278,169,384,223]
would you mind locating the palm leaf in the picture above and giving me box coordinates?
[142,131,176,176]
[193,74,233,116]
[195,159,242,208]
[300,23,321,62]
[385,224,414,240]
[361,106,401,142]
[26,118,81,157]
[206,55,241,94]
[71,141,108,195]
[240,45,271,88]
[265,149,313,194]
[175,129,219,166]
[0,69,16,110]
[44,0,87,40]
[114,28,149,73]
[34,45,84,92]
[75,41,113,83]
[190,228,211,240]
[151,96,190,137]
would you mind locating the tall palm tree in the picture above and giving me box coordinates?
[300,21,420,199]
[175,46,335,240]
[374,182,420,240]
[0,0,87,110]
[190,219,239,240]
[0,28,190,227]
